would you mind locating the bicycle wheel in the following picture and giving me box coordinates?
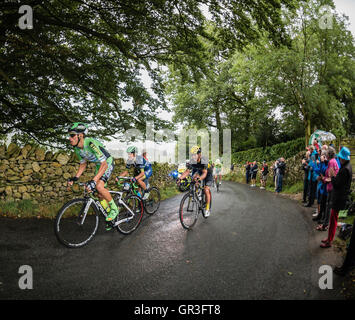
[115,194,144,235]
[179,192,199,230]
[144,187,161,215]
[54,198,99,248]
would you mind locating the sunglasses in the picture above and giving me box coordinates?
[69,134,77,138]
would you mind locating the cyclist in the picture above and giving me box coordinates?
[67,122,119,224]
[118,146,152,200]
[214,158,222,187]
[177,146,213,216]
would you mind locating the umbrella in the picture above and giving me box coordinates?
[309,130,336,145]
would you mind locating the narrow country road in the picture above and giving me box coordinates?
[0,181,344,299]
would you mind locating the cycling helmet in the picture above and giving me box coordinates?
[190,145,201,155]
[68,122,88,135]
[126,146,138,154]
[215,159,221,165]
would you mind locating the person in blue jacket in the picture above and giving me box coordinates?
[304,154,318,207]
[313,154,328,221]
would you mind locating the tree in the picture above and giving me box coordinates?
[1,0,298,148]
[255,0,355,145]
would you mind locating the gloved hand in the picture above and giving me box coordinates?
[86,180,97,193]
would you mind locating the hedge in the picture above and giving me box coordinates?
[232,137,305,164]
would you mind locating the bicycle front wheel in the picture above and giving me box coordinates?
[54,198,99,248]
[144,187,161,215]
[179,193,199,230]
[115,195,144,235]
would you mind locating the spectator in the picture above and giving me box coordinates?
[302,151,311,203]
[245,161,251,184]
[250,161,258,187]
[275,158,286,193]
[313,138,320,153]
[312,154,328,221]
[321,144,328,154]
[316,146,339,232]
[335,145,343,169]
[304,154,318,207]
[272,160,278,191]
[320,147,352,248]
[230,163,234,172]
[334,216,355,275]
[260,161,269,189]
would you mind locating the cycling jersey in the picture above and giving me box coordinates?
[74,137,114,183]
[187,156,213,186]
[215,163,222,169]
[126,155,153,182]
[75,137,111,164]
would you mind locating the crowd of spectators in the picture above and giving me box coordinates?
[240,138,354,276]
[244,158,286,193]
[301,139,353,256]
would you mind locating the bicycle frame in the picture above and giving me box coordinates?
[186,181,204,212]
[116,177,142,196]
[79,189,136,228]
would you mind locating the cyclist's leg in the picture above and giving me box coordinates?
[204,176,212,210]
[96,159,114,203]
[136,173,147,191]
[96,159,120,221]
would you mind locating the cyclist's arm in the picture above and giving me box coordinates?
[119,170,129,177]
[199,169,207,181]
[179,169,190,181]
[93,160,108,183]
[135,169,145,180]
[68,162,87,186]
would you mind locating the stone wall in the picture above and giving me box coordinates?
[0,143,176,203]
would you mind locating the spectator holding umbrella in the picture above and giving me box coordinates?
[320,147,352,248]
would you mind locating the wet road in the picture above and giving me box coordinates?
[0,181,344,299]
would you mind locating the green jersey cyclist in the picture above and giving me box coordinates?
[66,122,119,223]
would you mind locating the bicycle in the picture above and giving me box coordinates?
[116,176,161,215]
[179,179,212,230]
[54,182,144,248]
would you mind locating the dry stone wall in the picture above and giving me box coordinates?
[0,143,176,203]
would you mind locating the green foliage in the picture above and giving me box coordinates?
[232,137,304,164]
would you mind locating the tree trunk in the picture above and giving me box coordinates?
[305,117,311,147]
[215,105,222,154]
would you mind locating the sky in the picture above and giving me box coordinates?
[333,0,355,36]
